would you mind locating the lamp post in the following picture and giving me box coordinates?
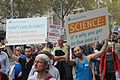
[10,0,13,18]
[60,0,64,28]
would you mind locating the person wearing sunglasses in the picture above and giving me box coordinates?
[6,46,34,80]
[9,46,26,80]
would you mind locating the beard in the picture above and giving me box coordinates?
[25,54,32,58]
[78,53,83,58]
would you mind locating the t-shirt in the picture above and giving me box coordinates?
[18,58,34,80]
[106,54,114,73]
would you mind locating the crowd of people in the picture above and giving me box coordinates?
[0,27,120,80]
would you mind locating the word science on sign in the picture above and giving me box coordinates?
[65,8,109,48]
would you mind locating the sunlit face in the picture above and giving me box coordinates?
[106,47,112,53]
[25,48,32,58]
[34,57,48,72]
[57,38,63,46]
[15,48,21,56]
[73,46,83,57]
[94,42,99,49]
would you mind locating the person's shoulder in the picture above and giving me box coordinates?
[1,51,8,56]
[54,46,60,49]
[52,46,60,52]
[86,55,90,60]
[1,51,7,54]
[20,55,26,59]
[49,65,59,72]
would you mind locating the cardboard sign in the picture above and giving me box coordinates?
[48,24,62,43]
[6,17,47,45]
[65,8,109,48]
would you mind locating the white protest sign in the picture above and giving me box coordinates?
[48,24,62,43]
[65,8,109,48]
[6,17,47,45]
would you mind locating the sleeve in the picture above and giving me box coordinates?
[5,53,10,74]
[55,68,60,80]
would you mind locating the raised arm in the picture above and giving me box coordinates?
[6,46,19,61]
[88,34,110,60]
[66,46,76,65]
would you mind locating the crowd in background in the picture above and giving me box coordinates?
[0,26,120,80]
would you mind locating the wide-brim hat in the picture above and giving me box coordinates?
[0,43,5,49]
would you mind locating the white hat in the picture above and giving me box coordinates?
[36,54,50,64]
[107,42,112,48]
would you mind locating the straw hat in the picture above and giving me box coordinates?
[0,43,5,49]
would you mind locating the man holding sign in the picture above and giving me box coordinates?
[66,33,110,80]
[65,8,110,80]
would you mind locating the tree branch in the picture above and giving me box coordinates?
[53,7,62,20]
[64,0,77,16]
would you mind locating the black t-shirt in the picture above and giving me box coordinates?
[106,54,114,73]
[18,58,34,80]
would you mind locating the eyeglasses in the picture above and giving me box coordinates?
[34,61,44,64]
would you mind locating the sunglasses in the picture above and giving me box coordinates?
[34,61,44,64]
[16,49,20,51]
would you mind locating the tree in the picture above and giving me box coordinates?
[0,0,97,25]
[50,0,96,27]
[108,0,120,25]
[0,0,11,24]
[97,0,120,25]
[0,0,51,21]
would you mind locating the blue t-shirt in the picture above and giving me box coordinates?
[76,57,92,80]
